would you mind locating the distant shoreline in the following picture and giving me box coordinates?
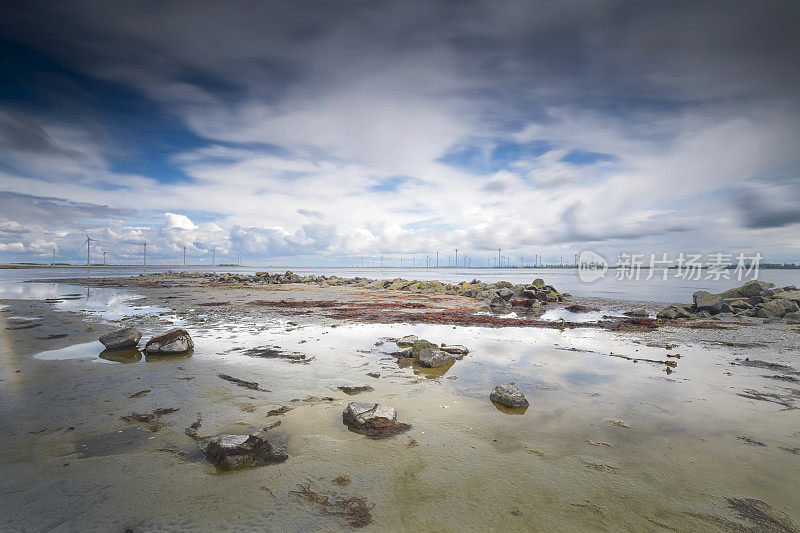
[3,263,799,270]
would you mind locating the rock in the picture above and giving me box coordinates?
[410,339,438,356]
[737,280,776,297]
[144,328,194,355]
[99,327,142,351]
[785,311,800,324]
[531,278,545,287]
[757,299,798,318]
[396,335,418,347]
[490,382,529,408]
[656,305,695,319]
[367,372,381,378]
[337,384,375,394]
[623,309,649,318]
[205,433,287,470]
[495,281,514,289]
[342,402,397,429]
[693,291,724,314]
[417,347,457,368]
[774,289,800,302]
[440,344,469,356]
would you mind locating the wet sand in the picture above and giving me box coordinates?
[1,276,799,531]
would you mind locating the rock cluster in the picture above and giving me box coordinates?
[397,338,469,368]
[161,271,569,309]
[657,280,800,322]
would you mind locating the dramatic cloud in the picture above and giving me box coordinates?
[1,0,799,263]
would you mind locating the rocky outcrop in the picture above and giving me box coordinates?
[144,328,194,355]
[658,281,800,321]
[205,432,287,470]
[490,382,529,408]
[99,327,142,351]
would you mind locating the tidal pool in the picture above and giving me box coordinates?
[6,315,798,531]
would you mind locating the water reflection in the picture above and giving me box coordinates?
[99,348,143,364]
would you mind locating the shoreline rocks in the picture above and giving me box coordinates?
[99,327,142,351]
[658,281,800,322]
[144,328,194,355]
[490,382,529,408]
[152,271,570,310]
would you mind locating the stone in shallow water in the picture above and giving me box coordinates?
[418,347,457,368]
[342,402,397,428]
[144,328,194,355]
[440,344,469,356]
[99,327,142,351]
[337,384,375,394]
[490,382,529,408]
[205,433,287,470]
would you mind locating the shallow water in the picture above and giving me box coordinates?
[1,278,799,531]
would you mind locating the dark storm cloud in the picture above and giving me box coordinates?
[735,181,800,229]
[2,1,799,117]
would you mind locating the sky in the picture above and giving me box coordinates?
[1,0,800,266]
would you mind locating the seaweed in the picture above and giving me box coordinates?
[121,407,179,432]
[290,484,374,528]
[218,373,262,390]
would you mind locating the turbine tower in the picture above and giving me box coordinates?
[83,232,97,266]
[142,242,148,267]
[102,250,108,266]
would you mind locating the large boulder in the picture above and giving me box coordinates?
[418,347,457,368]
[144,328,194,355]
[205,433,287,470]
[693,291,725,314]
[342,402,397,429]
[99,327,142,351]
[490,382,529,408]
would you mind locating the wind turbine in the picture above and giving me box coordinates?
[83,232,98,266]
[212,248,215,267]
[102,250,108,266]
[142,242,148,267]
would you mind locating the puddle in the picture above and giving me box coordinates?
[34,341,106,362]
